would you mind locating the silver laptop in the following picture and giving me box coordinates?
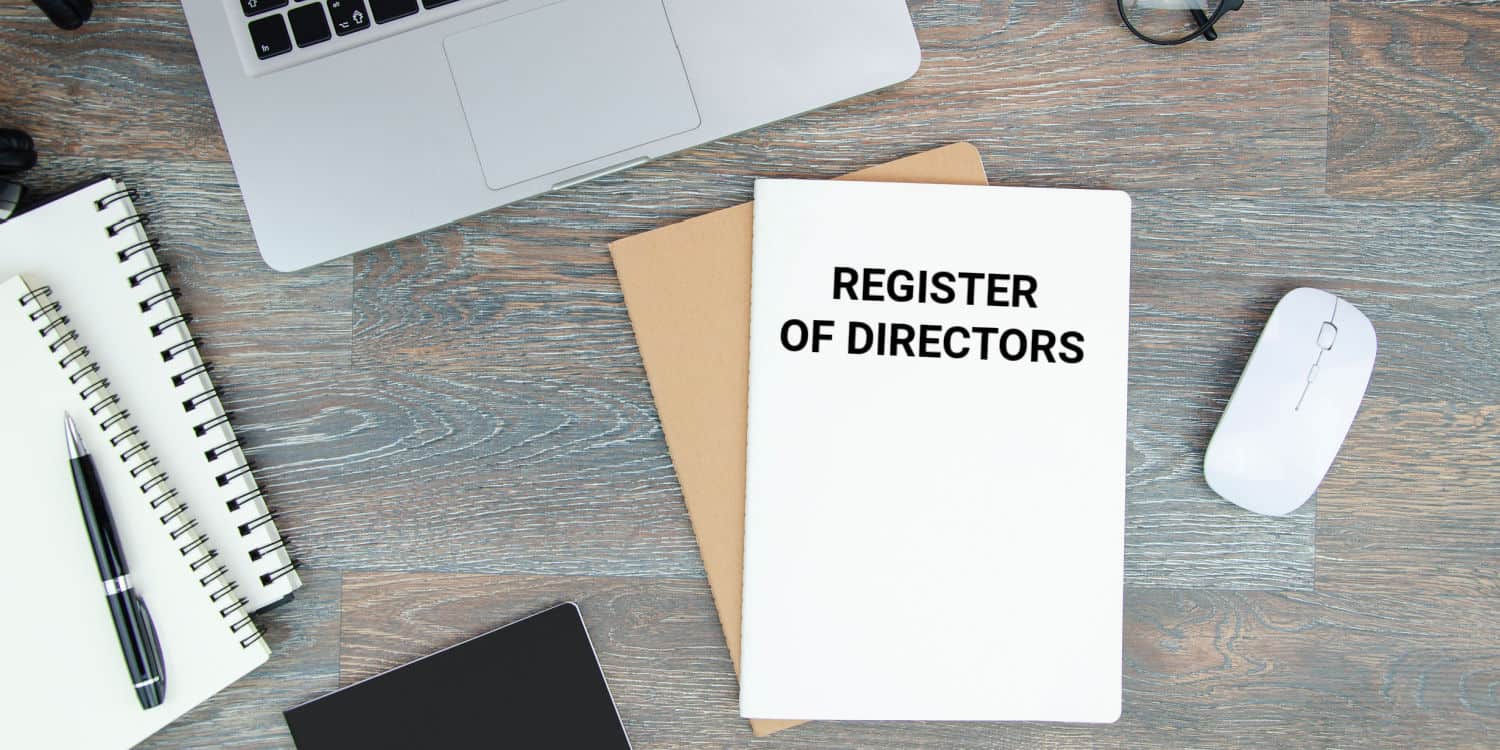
[179,0,921,271]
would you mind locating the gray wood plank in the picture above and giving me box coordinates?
[1226,196,1500,597]
[341,192,1500,590]
[1131,194,1500,595]
[2,0,1326,194]
[5,0,1499,747]
[362,189,1492,591]
[339,572,1500,749]
[215,364,702,578]
[1330,2,1500,201]
[0,2,221,162]
[1317,395,1500,598]
[139,570,342,750]
[902,0,1328,196]
[212,350,1306,588]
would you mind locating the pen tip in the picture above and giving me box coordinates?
[64,413,85,459]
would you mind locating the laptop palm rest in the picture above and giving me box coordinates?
[444,0,701,191]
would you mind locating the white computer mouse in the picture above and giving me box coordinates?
[1204,288,1377,516]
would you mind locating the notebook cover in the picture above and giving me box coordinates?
[608,143,987,736]
[739,180,1130,721]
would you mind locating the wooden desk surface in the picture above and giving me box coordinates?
[4,1,1497,747]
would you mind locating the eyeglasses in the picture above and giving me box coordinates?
[1117,0,1244,46]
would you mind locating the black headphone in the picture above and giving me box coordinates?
[32,0,94,30]
[9,0,92,219]
[0,128,39,222]
[9,0,94,219]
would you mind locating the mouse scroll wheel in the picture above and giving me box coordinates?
[1317,322,1338,351]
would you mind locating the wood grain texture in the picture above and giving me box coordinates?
[238,192,1500,592]
[1318,396,1500,597]
[1131,194,1500,596]
[1283,197,1500,599]
[3,0,1498,747]
[17,157,351,369]
[215,364,701,578]
[1330,2,1500,200]
[340,572,1500,749]
[350,188,1499,592]
[2,0,1326,193]
[138,571,342,750]
[0,2,221,162]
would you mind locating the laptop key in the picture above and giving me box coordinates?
[369,0,417,23]
[248,15,293,59]
[326,0,370,35]
[422,0,457,8]
[287,3,331,47]
[241,0,288,16]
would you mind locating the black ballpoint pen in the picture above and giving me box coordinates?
[65,413,167,710]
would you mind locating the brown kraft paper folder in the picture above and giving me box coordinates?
[609,143,988,737]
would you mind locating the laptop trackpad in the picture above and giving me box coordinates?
[444,0,701,191]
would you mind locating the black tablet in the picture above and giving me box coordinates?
[284,602,631,749]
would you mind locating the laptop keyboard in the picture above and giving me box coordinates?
[244,0,460,61]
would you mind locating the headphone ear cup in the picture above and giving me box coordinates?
[0,129,38,176]
[31,0,94,30]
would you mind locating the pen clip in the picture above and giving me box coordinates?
[133,592,167,703]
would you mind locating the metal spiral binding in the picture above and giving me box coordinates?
[182,388,217,412]
[105,213,148,237]
[127,455,160,479]
[220,596,250,618]
[172,361,213,387]
[28,299,61,321]
[102,194,297,622]
[88,393,121,415]
[48,329,79,352]
[117,239,156,262]
[260,561,299,587]
[127,263,170,288]
[138,287,179,313]
[148,487,179,510]
[193,412,234,437]
[217,463,254,487]
[69,361,102,383]
[161,337,200,362]
[16,284,256,645]
[18,287,50,307]
[95,187,139,211]
[248,537,288,561]
[238,511,277,536]
[80,378,112,400]
[120,440,151,463]
[204,437,241,462]
[190,548,220,571]
[161,503,190,525]
[225,486,263,512]
[59,346,90,368]
[40,314,70,337]
[149,312,192,337]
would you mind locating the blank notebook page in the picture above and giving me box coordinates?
[0,276,269,749]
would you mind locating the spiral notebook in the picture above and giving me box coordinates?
[0,275,271,748]
[0,177,299,612]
